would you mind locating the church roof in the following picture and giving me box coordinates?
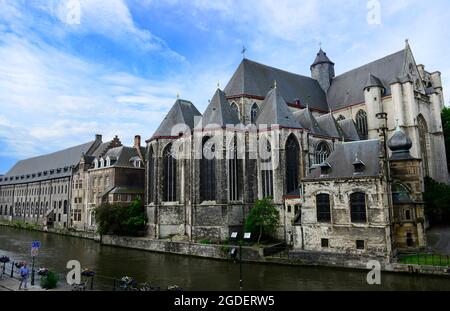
[0,139,100,185]
[224,59,328,112]
[255,88,303,129]
[151,99,202,139]
[305,140,381,180]
[293,108,326,135]
[316,113,345,139]
[198,88,241,128]
[338,119,361,141]
[311,49,334,67]
[328,49,407,110]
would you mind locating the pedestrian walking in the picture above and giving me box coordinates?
[18,262,29,290]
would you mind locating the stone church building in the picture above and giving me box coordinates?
[145,40,448,261]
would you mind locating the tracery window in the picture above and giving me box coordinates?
[355,110,368,140]
[286,135,300,194]
[163,144,177,202]
[200,137,216,202]
[314,141,331,165]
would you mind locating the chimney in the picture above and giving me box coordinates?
[134,135,141,148]
[95,134,102,142]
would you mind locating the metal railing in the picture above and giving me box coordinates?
[397,253,450,267]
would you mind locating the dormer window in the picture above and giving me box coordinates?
[106,157,111,167]
[134,159,142,168]
[353,156,366,174]
[93,159,99,169]
[320,162,332,176]
[100,158,105,168]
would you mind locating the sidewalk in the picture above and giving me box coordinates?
[0,274,70,291]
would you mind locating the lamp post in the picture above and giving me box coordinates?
[376,112,394,252]
[230,232,251,291]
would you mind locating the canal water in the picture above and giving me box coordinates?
[1,226,449,291]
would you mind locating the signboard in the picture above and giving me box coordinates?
[244,233,251,240]
[32,241,41,249]
[31,240,40,257]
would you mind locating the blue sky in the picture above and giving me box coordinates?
[1,0,450,174]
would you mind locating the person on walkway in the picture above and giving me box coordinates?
[18,262,29,290]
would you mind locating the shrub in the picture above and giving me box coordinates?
[40,270,59,290]
[94,198,147,236]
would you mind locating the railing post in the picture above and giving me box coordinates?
[113,279,116,291]
[10,262,14,278]
[91,276,94,290]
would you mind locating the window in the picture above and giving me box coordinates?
[106,157,111,167]
[350,192,367,223]
[314,142,331,165]
[286,135,300,194]
[316,194,331,222]
[405,210,411,221]
[200,137,216,202]
[163,144,177,202]
[321,239,329,248]
[355,110,368,140]
[228,135,242,201]
[148,147,155,203]
[94,159,98,169]
[261,138,273,198]
[250,103,259,124]
[417,115,429,176]
[231,102,239,118]
[100,158,105,168]
[356,240,365,250]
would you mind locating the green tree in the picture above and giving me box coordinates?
[245,198,280,244]
[94,197,147,236]
[423,177,450,225]
[40,270,59,290]
[442,106,450,172]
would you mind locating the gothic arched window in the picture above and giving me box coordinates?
[163,144,177,202]
[147,146,155,203]
[417,115,429,176]
[316,194,331,222]
[350,192,367,223]
[314,141,331,165]
[261,138,273,198]
[231,102,240,119]
[200,137,216,202]
[228,135,242,201]
[355,110,368,140]
[251,103,259,124]
[286,134,300,194]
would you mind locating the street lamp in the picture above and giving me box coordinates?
[229,232,251,291]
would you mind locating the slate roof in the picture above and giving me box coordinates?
[316,113,345,139]
[224,59,328,111]
[327,49,407,110]
[338,119,361,141]
[305,139,381,180]
[255,88,303,129]
[0,140,98,185]
[198,88,241,128]
[364,74,384,89]
[151,99,202,139]
[387,126,414,160]
[100,146,145,168]
[311,49,334,67]
[293,108,326,135]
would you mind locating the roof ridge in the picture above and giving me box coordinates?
[333,49,405,80]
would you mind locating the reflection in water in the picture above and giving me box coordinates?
[0,226,449,291]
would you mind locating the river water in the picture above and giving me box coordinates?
[0,226,449,291]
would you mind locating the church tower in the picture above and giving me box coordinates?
[310,48,335,93]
